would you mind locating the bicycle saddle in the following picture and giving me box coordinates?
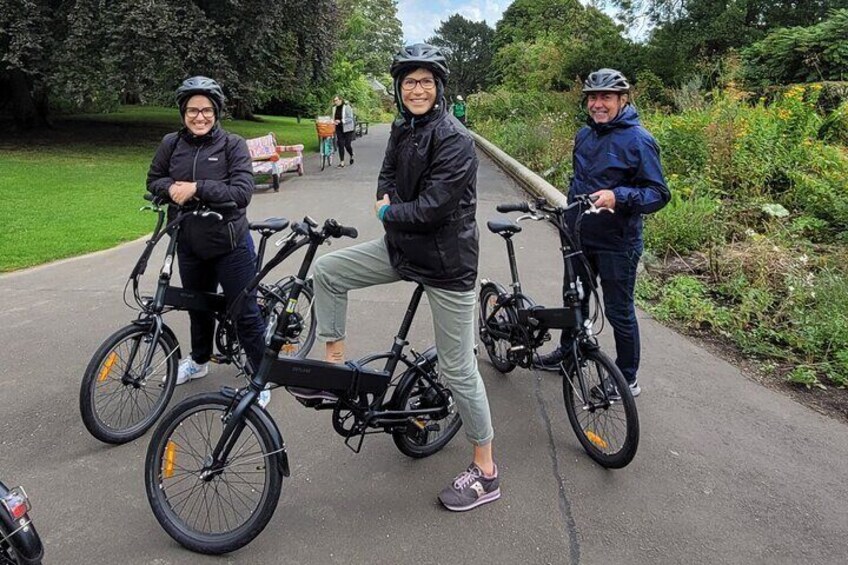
[249,217,290,233]
[486,218,522,237]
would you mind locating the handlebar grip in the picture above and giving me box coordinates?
[206,201,238,210]
[496,202,531,213]
[338,226,358,239]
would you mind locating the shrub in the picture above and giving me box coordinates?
[644,188,722,255]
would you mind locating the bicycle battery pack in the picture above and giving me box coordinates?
[518,306,580,330]
[267,358,391,395]
[163,287,227,313]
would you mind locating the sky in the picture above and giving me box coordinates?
[397,1,509,43]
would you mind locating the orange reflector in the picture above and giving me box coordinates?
[163,441,177,479]
[281,343,297,356]
[585,430,609,449]
[98,352,118,382]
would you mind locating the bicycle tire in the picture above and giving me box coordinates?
[266,278,316,359]
[478,284,517,373]
[80,323,178,444]
[145,393,282,555]
[562,348,639,468]
[391,350,463,458]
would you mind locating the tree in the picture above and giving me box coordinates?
[491,0,634,91]
[1,0,341,125]
[338,0,403,77]
[428,14,496,96]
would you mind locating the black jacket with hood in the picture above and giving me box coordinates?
[146,125,254,260]
[377,105,479,291]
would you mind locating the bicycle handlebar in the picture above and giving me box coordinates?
[497,194,601,217]
[143,192,238,211]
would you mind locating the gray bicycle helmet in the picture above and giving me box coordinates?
[582,68,630,93]
[390,43,449,82]
[175,76,226,116]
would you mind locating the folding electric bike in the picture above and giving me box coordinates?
[79,195,315,444]
[144,217,462,555]
[479,195,639,468]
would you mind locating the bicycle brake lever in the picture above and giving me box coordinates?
[200,210,224,220]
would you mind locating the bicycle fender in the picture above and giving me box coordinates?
[0,482,44,564]
[252,405,290,478]
[392,346,438,407]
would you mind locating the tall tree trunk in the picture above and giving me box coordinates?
[2,70,51,129]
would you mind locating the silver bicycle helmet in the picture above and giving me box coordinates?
[390,43,449,82]
[582,69,630,93]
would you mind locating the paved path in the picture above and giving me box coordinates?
[1,125,847,564]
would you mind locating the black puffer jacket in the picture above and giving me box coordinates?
[377,108,479,291]
[146,125,255,260]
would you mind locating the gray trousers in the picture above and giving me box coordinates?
[312,237,494,445]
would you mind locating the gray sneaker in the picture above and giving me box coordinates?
[438,464,501,512]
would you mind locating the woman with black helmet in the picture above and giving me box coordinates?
[536,68,671,399]
[296,44,500,512]
[146,76,270,407]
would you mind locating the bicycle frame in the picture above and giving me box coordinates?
[482,196,601,368]
[208,226,451,464]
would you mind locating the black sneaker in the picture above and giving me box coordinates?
[286,387,338,402]
[349,157,354,165]
[438,464,501,512]
[534,346,564,370]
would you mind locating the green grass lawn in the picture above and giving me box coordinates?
[0,106,319,272]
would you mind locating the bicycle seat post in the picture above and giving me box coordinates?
[384,285,426,375]
[505,236,522,294]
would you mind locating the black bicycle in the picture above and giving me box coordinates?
[79,195,316,445]
[479,195,639,468]
[144,217,462,555]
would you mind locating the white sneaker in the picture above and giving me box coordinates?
[174,357,209,386]
[258,389,271,409]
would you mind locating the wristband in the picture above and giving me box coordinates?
[377,204,390,221]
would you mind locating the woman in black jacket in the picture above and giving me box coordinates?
[146,76,268,406]
[301,45,500,512]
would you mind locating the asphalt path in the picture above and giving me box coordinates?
[1,124,846,564]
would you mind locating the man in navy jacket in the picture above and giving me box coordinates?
[537,68,670,398]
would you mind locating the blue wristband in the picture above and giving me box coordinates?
[377,204,390,221]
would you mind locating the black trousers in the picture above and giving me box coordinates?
[177,234,265,373]
[336,129,354,161]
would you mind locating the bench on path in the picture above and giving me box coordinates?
[355,120,369,138]
[246,132,304,192]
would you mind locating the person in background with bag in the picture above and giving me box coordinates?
[146,75,270,407]
[332,95,355,167]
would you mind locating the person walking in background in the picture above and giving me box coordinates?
[332,95,355,167]
[451,94,467,125]
[535,68,670,399]
[146,76,270,407]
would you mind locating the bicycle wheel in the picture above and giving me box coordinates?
[263,278,316,358]
[145,393,282,555]
[392,351,463,458]
[80,323,178,444]
[479,284,517,373]
[562,348,639,468]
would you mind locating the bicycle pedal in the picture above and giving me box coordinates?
[209,354,230,365]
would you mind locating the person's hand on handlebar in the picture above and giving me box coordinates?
[590,189,616,211]
[169,181,198,205]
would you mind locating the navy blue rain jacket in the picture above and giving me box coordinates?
[567,105,670,252]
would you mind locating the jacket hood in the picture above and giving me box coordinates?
[587,104,640,133]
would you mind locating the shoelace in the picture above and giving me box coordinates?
[453,467,482,490]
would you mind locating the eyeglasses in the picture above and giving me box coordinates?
[401,77,436,91]
[185,107,215,119]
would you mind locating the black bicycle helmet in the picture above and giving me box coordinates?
[390,43,449,82]
[582,68,630,93]
[175,76,226,116]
